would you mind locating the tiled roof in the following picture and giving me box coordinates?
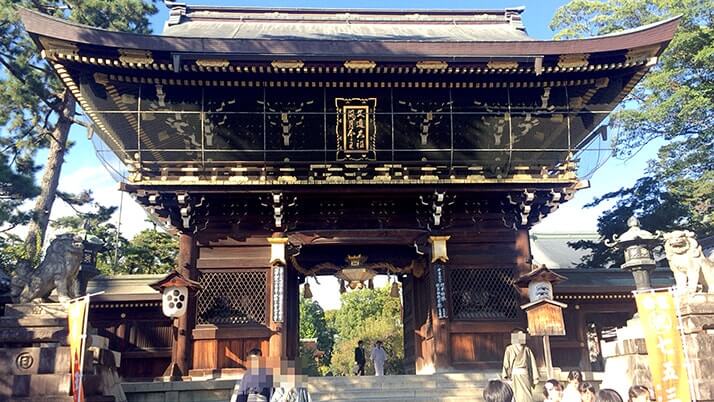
[162,5,532,42]
[530,232,601,268]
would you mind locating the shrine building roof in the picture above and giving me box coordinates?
[160,5,533,42]
[19,6,678,61]
[17,6,680,193]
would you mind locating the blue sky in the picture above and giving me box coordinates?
[43,1,660,308]
[148,0,570,39]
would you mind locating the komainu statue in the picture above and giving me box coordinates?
[11,233,85,303]
[663,230,714,293]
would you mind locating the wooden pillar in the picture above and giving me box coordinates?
[285,265,299,361]
[268,236,289,360]
[269,264,286,360]
[167,232,197,380]
[515,229,532,276]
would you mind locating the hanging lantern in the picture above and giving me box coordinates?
[335,255,377,290]
[149,271,202,319]
[303,283,313,299]
[390,281,400,298]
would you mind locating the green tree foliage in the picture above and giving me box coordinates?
[0,153,39,232]
[117,229,178,275]
[328,286,404,376]
[0,0,158,262]
[51,201,177,275]
[51,202,118,251]
[550,0,714,267]
[298,343,321,377]
[299,297,335,369]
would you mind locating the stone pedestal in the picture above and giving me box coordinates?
[600,317,652,398]
[679,293,714,402]
[0,303,125,402]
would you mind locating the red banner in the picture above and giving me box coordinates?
[68,297,89,402]
[634,290,691,402]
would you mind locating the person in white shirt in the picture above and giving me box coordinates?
[370,341,387,376]
[562,370,583,402]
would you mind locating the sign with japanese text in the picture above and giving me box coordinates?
[336,98,376,160]
[634,290,691,402]
[433,263,448,319]
[68,297,89,402]
[272,265,285,323]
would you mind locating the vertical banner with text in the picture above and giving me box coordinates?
[634,290,691,402]
[68,297,89,402]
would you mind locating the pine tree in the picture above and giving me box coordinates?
[0,0,158,263]
[551,0,714,267]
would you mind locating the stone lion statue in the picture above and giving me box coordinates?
[663,230,714,293]
[11,233,85,303]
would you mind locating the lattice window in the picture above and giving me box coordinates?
[449,267,520,320]
[197,271,268,326]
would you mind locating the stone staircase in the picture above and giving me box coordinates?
[122,373,500,402]
[307,372,499,402]
[122,372,608,402]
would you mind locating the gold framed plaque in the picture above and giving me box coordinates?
[336,98,377,160]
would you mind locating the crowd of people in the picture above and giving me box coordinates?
[230,331,653,402]
[499,329,653,402]
[485,370,652,402]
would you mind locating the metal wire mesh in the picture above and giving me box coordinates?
[197,271,268,326]
[449,267,520,320]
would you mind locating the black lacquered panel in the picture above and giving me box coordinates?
[76,71,625,177]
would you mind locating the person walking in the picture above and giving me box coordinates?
[501,328,539,402]
[371,340,387,376]
[354,340,366,376]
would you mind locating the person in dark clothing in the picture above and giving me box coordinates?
[230,348,273,402]
[354,340,366,376]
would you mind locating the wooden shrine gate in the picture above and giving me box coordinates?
[155,191,535,377]
[20,2,677,378]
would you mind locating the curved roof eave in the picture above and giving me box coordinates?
[19,8,679,59]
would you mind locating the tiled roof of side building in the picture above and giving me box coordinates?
[530,232,601,269]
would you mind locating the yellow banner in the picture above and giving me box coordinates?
[68,298,88,402]
[634,290,691,402]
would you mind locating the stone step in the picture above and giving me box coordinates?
[315,398,481,402]
[310,387,485,401]
[0,373,105,399]
[306,373,500,391]
[120,375,499,402]
[9,396,114,402]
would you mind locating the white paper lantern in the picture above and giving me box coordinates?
[162,286,188,318]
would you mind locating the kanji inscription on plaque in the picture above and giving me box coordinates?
[336,98,376,160]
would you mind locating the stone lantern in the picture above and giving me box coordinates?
[606,216,661,291]
[77,234,105,296]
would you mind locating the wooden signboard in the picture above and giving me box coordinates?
[522,299,567,336]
